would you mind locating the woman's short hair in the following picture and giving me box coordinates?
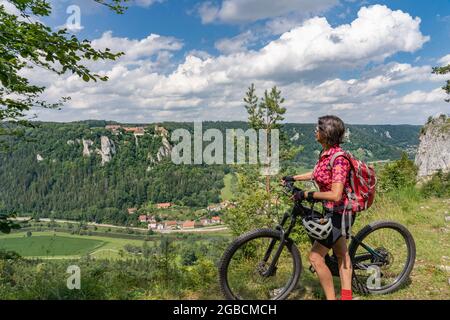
[318,115,345,146]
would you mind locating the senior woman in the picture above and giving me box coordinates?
[283,115,354,300]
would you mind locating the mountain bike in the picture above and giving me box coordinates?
[218,181,416,300]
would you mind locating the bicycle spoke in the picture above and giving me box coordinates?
[226,236,296,300]
[353,227,409,292]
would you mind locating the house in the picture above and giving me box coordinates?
[182,220,196,229]
[138,215,147,223]
[211,216,221,224]
[164,220,178,230]
[221,200,236,209]
[105,125,122,133]
[156,202,172,209]
[207,204,222,212]
[200,218,211,226]
[123,127,145,135]
[127,208,137,215]
[148,222,157,230]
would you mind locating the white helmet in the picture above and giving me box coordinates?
[302,215,332,240]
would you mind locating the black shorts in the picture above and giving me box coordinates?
[313,213,356,249]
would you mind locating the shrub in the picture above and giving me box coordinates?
[378,153,417,193]
[420,170,450,198]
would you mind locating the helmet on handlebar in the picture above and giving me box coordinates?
[302,214,332,240]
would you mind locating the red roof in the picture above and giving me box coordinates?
[212,216,221,221]
[165,220,177,226]
[138,215,147,221]
[182,221,195,228]
[157,202,172,208]
[124,127,145,133]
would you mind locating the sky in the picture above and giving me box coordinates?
[5,0,450,124]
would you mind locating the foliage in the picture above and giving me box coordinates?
[420,170,450,198]
[378,152,418,193]
[0,0,126,142]
[0,122,225,223]
[432,64,450,102]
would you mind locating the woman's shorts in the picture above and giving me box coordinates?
[314,213,356,249]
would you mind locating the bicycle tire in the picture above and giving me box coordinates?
[218,228,302,300]
[348,220,416,295]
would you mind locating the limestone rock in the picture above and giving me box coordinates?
[95,136,116,165]
[415,114,450,179]
[82,139,94,157]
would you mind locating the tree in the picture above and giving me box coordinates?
[225,84,297,236]
[432,64,450,102]
[244,83,286,195]
[0,0,126,141]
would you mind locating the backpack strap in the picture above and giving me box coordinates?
[327,151,347,170]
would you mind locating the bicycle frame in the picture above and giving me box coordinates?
[260,199,385,278]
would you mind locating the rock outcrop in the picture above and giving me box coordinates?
[415,114,450,179]
[96,136,116,166]
[82,139,94,157]
[157,135,171,162]
[154,125,172,162]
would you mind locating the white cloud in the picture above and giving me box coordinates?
[159,5,430,89]
[438,54,450,66]
[397,88,447,104]
[28,5,448,125]
[133,0,165,7]
[214,31,255,54]
[0,0,20,15]
[91,31,183,62]
[198,0,338,24]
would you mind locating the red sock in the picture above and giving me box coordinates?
[341,289,352,300]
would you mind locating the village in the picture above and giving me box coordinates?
[127,200,234,231]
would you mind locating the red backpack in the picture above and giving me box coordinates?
[328,151,377,213]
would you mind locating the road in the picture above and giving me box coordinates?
[13,217,229,234]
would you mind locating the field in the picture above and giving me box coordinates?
[0,232,148,259]
[221,173,235,201]
[0,235,104,258]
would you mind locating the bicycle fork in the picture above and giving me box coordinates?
[259,212,296,277]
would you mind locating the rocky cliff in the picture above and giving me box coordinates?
[96,136,116,166]
[415,114,450,179]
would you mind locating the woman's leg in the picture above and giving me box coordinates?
[332,236,352,292]
[309,241,335,300]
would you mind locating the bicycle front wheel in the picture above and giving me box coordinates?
[218,228,302,300]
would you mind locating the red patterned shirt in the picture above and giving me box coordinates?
[312,145,351,214]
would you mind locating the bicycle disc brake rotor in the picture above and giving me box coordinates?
[373,247,394,269]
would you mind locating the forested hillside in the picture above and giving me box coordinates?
[0,121,420,222]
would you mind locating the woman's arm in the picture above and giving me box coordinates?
[293,171,313,181]
[305,182,344,202]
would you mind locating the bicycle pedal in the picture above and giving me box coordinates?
[309,265,316,274]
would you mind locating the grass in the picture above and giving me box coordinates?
[221,173,235,201]
[0,231,147,259]
[0,234,104,258]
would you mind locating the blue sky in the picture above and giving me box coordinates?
[12,0,450,124]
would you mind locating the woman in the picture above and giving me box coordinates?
[284,115,354,300]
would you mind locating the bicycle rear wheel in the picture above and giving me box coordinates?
[218,228,302,300]
[349,220,416,295]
